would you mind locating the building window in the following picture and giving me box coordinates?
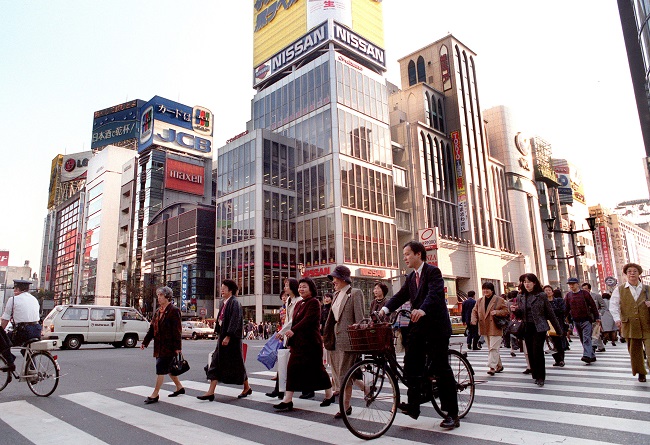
[408,60,417,86]
[417,56,426,83]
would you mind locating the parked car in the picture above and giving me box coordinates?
[450,316,466,335]
[41,305,149,350]
[181,321,215,340]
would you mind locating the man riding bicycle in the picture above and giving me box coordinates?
[380,240,460,429]
[1,279,42,376]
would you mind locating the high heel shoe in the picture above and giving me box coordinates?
[273,401,293,411]
[237,388,253,398]
[168,388,185,397]
[196,394,215,401]
[320,395,336,407]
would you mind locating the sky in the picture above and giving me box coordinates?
[0,0,646,275]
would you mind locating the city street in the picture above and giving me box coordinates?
[0,337,648,445]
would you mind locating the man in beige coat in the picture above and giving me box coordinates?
[471,282,509,375]
[610,263,650,382]
[322,265,365,418]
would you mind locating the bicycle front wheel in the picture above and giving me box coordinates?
[432,349,475,418]
[340,358,399,440]
[0,355,11,392]
[27,352,59,397]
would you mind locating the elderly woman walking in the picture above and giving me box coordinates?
[141,286,184,404]
[198,279,251,400]
[471,282,509,375]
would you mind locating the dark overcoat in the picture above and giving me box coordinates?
[207,296,247,384]
[286,297,331,392]
[516,291,563,335]
[143,304,181,358]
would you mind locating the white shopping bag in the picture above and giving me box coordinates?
[277,348,290,392]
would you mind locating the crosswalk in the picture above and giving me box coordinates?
[1,344,648,445]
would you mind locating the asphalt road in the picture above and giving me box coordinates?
[1,336,649,445]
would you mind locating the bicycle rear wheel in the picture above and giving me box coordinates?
[0,355,10,391]
[432,349,475,418]
[340,358,399,440]
[27,352,59,397]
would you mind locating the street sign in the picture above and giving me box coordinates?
[604,276,617,287]
[418,227,439,251]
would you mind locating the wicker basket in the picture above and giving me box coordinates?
[347,319,393,353]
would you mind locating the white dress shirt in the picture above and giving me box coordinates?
[1,292,41,323]
[609,281,644,323]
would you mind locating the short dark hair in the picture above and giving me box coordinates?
[602,292,611,300]
[374,282,388,297]
[623,263,643,275]
[323,293,333,300]
[222,279,238,295]
[13,282,30,292]
[403,240,426,261]
[298,277,318,298]
[467,290,475,298]
[543,285,553,291]
[286,278,299,297]
[552,289,563,299]
[481,282,495,294]
[582,283,592,290]
[519,273,543,295]
[507,290,518,300]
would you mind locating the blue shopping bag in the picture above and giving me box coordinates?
[257,335,282,370]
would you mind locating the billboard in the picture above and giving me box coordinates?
[451,131,469,232]
[61,152,92,182]
[91,100,142,150]
[48,155,63,209]
[138,96,214,158]
[165,158,205,196]
[553,159,573,205]
[253,0,384,69]
[0,250,8,267]
[254,19,385,87]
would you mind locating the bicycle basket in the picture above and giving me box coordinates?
[347,319,393,352]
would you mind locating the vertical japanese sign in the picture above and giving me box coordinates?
[451,131,469,232]
[598,227,614,280]
[181,264,189,311]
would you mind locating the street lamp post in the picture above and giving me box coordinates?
[544,216,597,281]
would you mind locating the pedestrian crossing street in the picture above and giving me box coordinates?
[1,345,649,445]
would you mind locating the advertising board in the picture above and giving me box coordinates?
[61,152,93,182]
[418,228,438,250]
[253,0,383,69]
[451,131,469,232]
[91,100,142,150]
[138,96,214,158]
[165,158,205,196]
[48,155,62,209]
[0,250,9,267]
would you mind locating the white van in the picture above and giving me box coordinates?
[41,305,150,350]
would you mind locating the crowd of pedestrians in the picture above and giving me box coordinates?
[136,253,647,436]
[462,262,650,385]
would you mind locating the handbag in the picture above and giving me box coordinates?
[257,335,282,370]
[170,352,190,376]
[494,315,509,329]
[507,319,525,339]
[322,310,336,350]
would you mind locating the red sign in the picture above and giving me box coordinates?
[358,268,386,278]
[165,159,205,196]
[302,266,331,278]
[0,250,8,267]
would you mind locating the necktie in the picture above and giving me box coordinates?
[415,271,420,288]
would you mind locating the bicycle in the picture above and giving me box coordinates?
[339,310,476,440]
[0,338,60,397]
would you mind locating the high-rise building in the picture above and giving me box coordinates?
[215,1,392,320]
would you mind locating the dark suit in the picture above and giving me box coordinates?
[385,262,458,417]
[462,298,479,349]
[207,297,247,384]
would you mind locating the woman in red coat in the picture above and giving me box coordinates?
[273,278,334,411]
[141,286,184,404]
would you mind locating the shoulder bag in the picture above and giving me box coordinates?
[170,352,190,376]
[494,315,509,329]
[507,318,525,339]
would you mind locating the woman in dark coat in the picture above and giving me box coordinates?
[141,286,184,404]
[515,274,563,387]
[198,279,251,400]
[273,278,334,411]
[544,286,567,367]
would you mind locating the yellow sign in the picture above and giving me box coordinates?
[47,155,62,209]
[253,0,383,69]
